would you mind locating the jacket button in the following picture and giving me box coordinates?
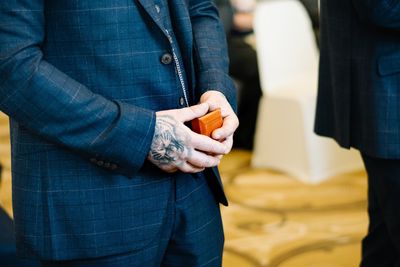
[179,96,185,106]
[161,53,173,65]
[110,163,118,170]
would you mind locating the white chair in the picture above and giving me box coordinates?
[251,0,363,183]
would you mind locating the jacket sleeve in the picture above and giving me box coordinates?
[189,0,237,112]
[214,0,234,36]
[0,0,155,177]
[352,0,400,29]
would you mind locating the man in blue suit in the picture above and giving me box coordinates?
[316,1,400,265]
[0,0,238,266]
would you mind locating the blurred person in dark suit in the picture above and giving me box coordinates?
[316,1,400,265]
[215,0,318,150]
[215,0,262,150]
[0,0,238,266]
[0,164,40,267]
[0,206,41,267]
[299,0,319,29]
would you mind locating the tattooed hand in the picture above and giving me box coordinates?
[148,103,229,173]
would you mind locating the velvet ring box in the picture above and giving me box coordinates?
[191,109,223,137]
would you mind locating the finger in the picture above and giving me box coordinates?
[187,150,221,168]
[222,135,234,154]
[176,103,209,122]
[212,114,239,140]
[178,162,205,173]
[200,91,231,116]
[160,165,179,173]
[190,132,229,155]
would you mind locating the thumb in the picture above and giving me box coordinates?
[177,103,209,122]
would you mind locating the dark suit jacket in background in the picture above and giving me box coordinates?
[0,0,235,261]
[315,0,400,158]
[213,0,234,35]
[299,0,319,29]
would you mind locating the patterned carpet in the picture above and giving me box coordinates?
[0,113,368,266]
[219,151,367,267]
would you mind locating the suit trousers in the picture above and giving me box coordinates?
[360,154,400,267]
[41,172,224,267]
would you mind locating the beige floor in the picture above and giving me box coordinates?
[0,113,368,266]
[0,113,12,217]
[219,151,367,267]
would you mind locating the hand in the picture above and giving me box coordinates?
[233,12,254,32]
[148,103,229,173]
[200,91,239,155]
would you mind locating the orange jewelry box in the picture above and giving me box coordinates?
[191,109,223,137]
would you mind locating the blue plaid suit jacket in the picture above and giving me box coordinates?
[315,0,400,158]
[0,0,236,260]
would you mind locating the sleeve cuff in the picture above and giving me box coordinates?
[92,101,156,178]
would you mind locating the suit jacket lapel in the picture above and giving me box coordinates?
[168,0,193,52]
[136,0,166,34]
[137,0,196,100]
[167,0,195,94]
[136,0,193,48]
